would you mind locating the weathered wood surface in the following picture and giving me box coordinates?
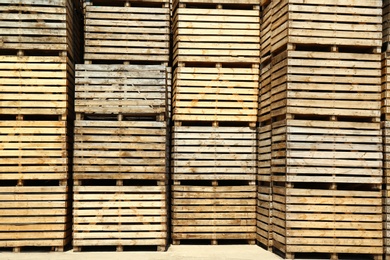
[173,66,259,122]
[264,0,381,52]
[0,56,73,116]
[271,50,381,119]
[0,121,69,181]
[259,59,271,122]
[0,0,82,61]
[172,126,256,181]
[84,4,169,62]
[73,185,167,248]
[0,185,71,248]
[258,125,271,182]
[271,119,382,185]
[172,184,256,241]
[74,120,167,181]
[257,184,272,249]
[173,3,260,65]
[272,186,383,256]
[75,64,169,117]
[382,53,390,121]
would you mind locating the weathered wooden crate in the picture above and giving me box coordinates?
[271,50,381,120]
[385,0,390,48]
[257,183,272,249]
[258,125,271,183]
[382,53,390,121]
[75,64,169,118]
[172,184,256,243]
[0,184,71,251]
[383,122,390,185]
[0,120,69,181]
[172,0,260,65]
[264,0,382,52]
[260,0,272,58]
[271,119,382,185]
[173,66,259,123]
[84,1,169,63]
[0,55,74,117]
[272,185,383,259]
[172,126,256,182]
[259,58,271,123]
[73,183,167,251]
[384,184,390,258]
[0,0,82,61]
[74,120,167,181]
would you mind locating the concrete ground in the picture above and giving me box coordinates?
[0,245,283,260]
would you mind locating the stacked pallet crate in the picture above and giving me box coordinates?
[171,0,259,244]
[0,0,82,252]
[384,1,390,258]
[72,0,170,252]
[257,0,273,249]
[258,0,384,259]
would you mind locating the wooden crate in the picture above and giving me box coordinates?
[260,1,272,58]
[0,120,69,181]
[385,0,390,48]
[0,55,74,117]
[257,183,272,249]
[84,2,169,63]
[383,53,390,121]
[74,120,167,181]
[265,0,382,52]
[173,66,259,123]
[172,184,256,243]
[271,50,381,119]
[0,0,82,61]
[172,126,256,181]
[272,185,383,258]
[384,122,390,185]
[73,184,167,251]
[75,64,169,117]
[259,58,271,123]
[172,0,260,65]
[0,184,71,250]
[271,119,382,185]
[258,125,271,183]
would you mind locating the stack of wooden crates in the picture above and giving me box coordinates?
[0,0,82,252]
[72,0,171,251]
[258,0,384,259]
[171,0,259,244]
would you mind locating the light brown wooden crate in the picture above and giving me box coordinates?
[172,126,256,181]
[73,185,167,248]
[173,66,259,123]
[0,121,69,181]
[75,64,169,117]
[172,185,256,241]
[0,56,74,116]
[173,6,260,65]
[272,186,383,256]
[0,185,71,249]
[84,5,169,63]
[268,0,382,51]
[0,0,82,61]
[259,59,271,123]
[257,184,272,249]
[258,125,271,182]
[271,119,382,185]
[270,50,381,119]
[73,120,167,181]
